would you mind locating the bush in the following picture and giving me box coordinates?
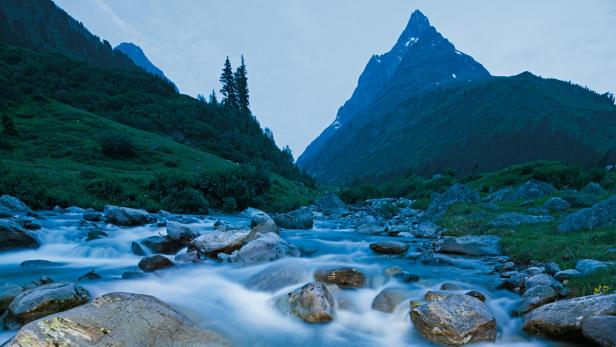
[196,164,271,210]
[86,178,127,203]
[0,168,50,208]
[161,187,209,214]
[1,115,18,136]
[97,131,137,158]
[222,197,237,212]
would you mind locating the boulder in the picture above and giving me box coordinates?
[516,285,557,315]
[437,235,501,256]
[166,221,200,241]
[505,180,556,202]
[0,220,39,251]
[558,195,616,232]
[20,260,64,268]
[190,230,248,257]
[394,272,421,283]
[314,267,365,288]
[412,221,441,238]
[580,182,607,196]
[485,187,513,203]
[273,208,314,229]
[240,208,273,227]
[313,193,348,215]
[523,293,616,338]
[575,259,614,275]
[247,219,279,240]
[140,236,184,255]
[372,288,410,313]
[219,232,299,265]
[465,291,486,302]
[277,282,334,323]
[424,184,480,220]
[137,255,174,272]
[0,195,30,212]
[369,241,409,255]
[582,316,616,347]
[498,271,526,291]
[245,262,305,292]
[77,271,102,282]
[103,205,152,226]
[82,212,101,222]
[525,274,567,296]
[356,223,386,235]
[387,224,411,236]
[543,197,571,212]
[487,213,553,228]
[554,269,581,281]
[8,282,90,324]
[8,292,230,346]
[0,282,22,312]
[544,262,561,276]
[410,295,496,345]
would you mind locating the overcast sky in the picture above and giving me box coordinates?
[54,0,616,157]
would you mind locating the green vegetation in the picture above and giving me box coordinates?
[0,100,314,212]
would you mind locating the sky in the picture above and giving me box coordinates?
[54,0,616,157]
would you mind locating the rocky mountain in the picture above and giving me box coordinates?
[115,42,178,91]
[298,10,616,184]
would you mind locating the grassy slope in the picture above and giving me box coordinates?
[0,99,314,211]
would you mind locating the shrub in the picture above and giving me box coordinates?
[222,196,237,212]
[86,178,127,203]
[97,131,137,158]
[161,187,209,214]
[163,159,180,167]
[1,115,18,136]
[196,164,271,210]
[0,168,50,208]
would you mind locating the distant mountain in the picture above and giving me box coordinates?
[298,10,616,184]
[0,0,135,69]
[115,42,178,91]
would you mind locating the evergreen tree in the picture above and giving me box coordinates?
[209,89,218,105]
[235,55,250,114]
[196,94,206,103]
[219,57,238,109]
[1,115,18,136]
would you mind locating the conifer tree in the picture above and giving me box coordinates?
[209,89,218,105]
[219,57,238,109]
[235,55,250,114]
[1,115,18,136]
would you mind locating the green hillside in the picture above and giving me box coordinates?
[0,99,314,212]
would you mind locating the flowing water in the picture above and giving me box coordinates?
[0,211,572,346]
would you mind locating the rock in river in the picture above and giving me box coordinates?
[191,230,249,257]
[103,205,153,226]
[0,220,39,251]
[273,208,314,229]
[166,221,200,241]
[582,316,616,347]
[523,293,616,338]
[437,235,501,256]
[372,287,411,313]
[139,236,184,255]
[369,241,409,254]
[219,232,299,265]
[137,255,174,272]
[410,294,496,346]
[8,292,230,347]
[245,262,305,292]
[278,282,334,323]
[8,282,90,324]
[314,267,365,288]
[516,285,557,315]
[0,282,22,312]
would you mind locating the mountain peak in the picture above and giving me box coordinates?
[409,10,430,29]
[114,42,178,92]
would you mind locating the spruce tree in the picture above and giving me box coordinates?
[1,115,18,136]
[235,55,250,114]
[209,89,218,105]
[219,57,238,109]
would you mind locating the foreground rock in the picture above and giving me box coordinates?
[523,293,616,338]
[103,205,153,226]
[369,241,409,254]
[191,230,249,257]
[314,267,365,288]
[219,232,299,265]
[558,195,616,232]
[487,212,553,228]
[372,288,410,313]
[582,316,616,347]
[437,235,500,256]
[516,285,557,315]
[137,255,174,272]
[139,236,184,255]
[0,282,22,312]
[8,292,230,346]
[0,220,39,251]
[424,184,480,220]
[8,282,90,324]
[277,282,334,323]
[0,195,30,213]
[410,295,496,345]
[245,262,305,292]
[273,208,314,229]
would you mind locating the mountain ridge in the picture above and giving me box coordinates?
[115,42,179,92]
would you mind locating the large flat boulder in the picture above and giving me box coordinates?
[436,235,501,256]
[582,316,616,347]
[218,232,299,265]
[410,294,496,345]
[504,180,556,202]
[103,205,153,226]
[8,292,230,346]
[273,208,314,229]
[558,195,616,232]
[0,220,39,251]
[8,282,90,324]
[190,230,249,258]
[523,293,616,338]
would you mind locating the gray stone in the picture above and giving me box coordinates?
[387,224,411,236]
[190,230,249,257]
[356,223,386,234]
[0,195,30,212]
[0,220,39,251]
[525,274,567,296]
[273,208,313,229]
[576,259,614,275]
[219,232,299,265]
[8,292,230,347]
[580,182,607,196]
[554,269,581,281]
[137,255,174,272]
[20,260,64,268]
[314,267,365,288]
[488,212,553,227]
[516,285,557,315]
[369,241,409,254]
[505,180,556,202]
[558,195,616,232]
[424,184,480,220]
[103,205,153,226]
[523,293,616,338]
[372,288,410,313]
[241,208,274,228]
[278,282,334,323]
[82,212,101,222]
[0,282,22,312]
[140,236,184,255]
[245,262,305,292]
[498,271,526,291]
[166,221,200,241]
[544,262,561,276]
[412,221,441,238]
[486,187,513,203]
[313,193,348,215]
[8,282,90,324]
[582,316,616,347]
[410,295,497,346]
[437,235,501,256]
[543,197,571,212]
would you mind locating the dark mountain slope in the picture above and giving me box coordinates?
[0,0,135,69]
[115,42,178,91]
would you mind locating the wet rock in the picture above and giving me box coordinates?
[0,195,30,213]
[121,271,146,280]
[523,267,544,276]
[137,255,174,272]
[247,219,279,240]
[410,295,496,345]
[20,260,64,268]
[418,249,436,264]
[278,282,334,323]
[77,271,102,282]
[314,267,365,288]
[465,291,486,302]
[82,212,101,222]
[246,262,305,292]
[356,223,386,234]
[394,272,421,283]
[190,230,248,257]
[384,266,402,276]
[103,205,153,226]
[174,250,202,264]
[241,207,273,227]
[487,213,553,228]
[525,274,567,296]
[372,288,410,313]
[0,220,39,251]
[498,271,526,291]
[412,221,441,238]
[166,221,200,241]
[8,282,90,324]
[580,182,607,196]
[424,290,454,301]
[0,282,22,312]
[437,235,501,256]
[424,184,480,220]
[523,293,616,338]
[516,285,557,315]
[558,195,616,232]
[496,261,516,273]
[582,316,616,347]
[440,283,464,290]
[543,197,570,212]
[554,269,581,281]
[8,292,231,346]
[575,258,614,275]
[219,232,299,265]
[313,193,348,215]
[369,241,409,254]
[387,224,411,236]
[273,208,313,229]
[141,236,184,255]
[130,241,146,256]
[85,229,107,241]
